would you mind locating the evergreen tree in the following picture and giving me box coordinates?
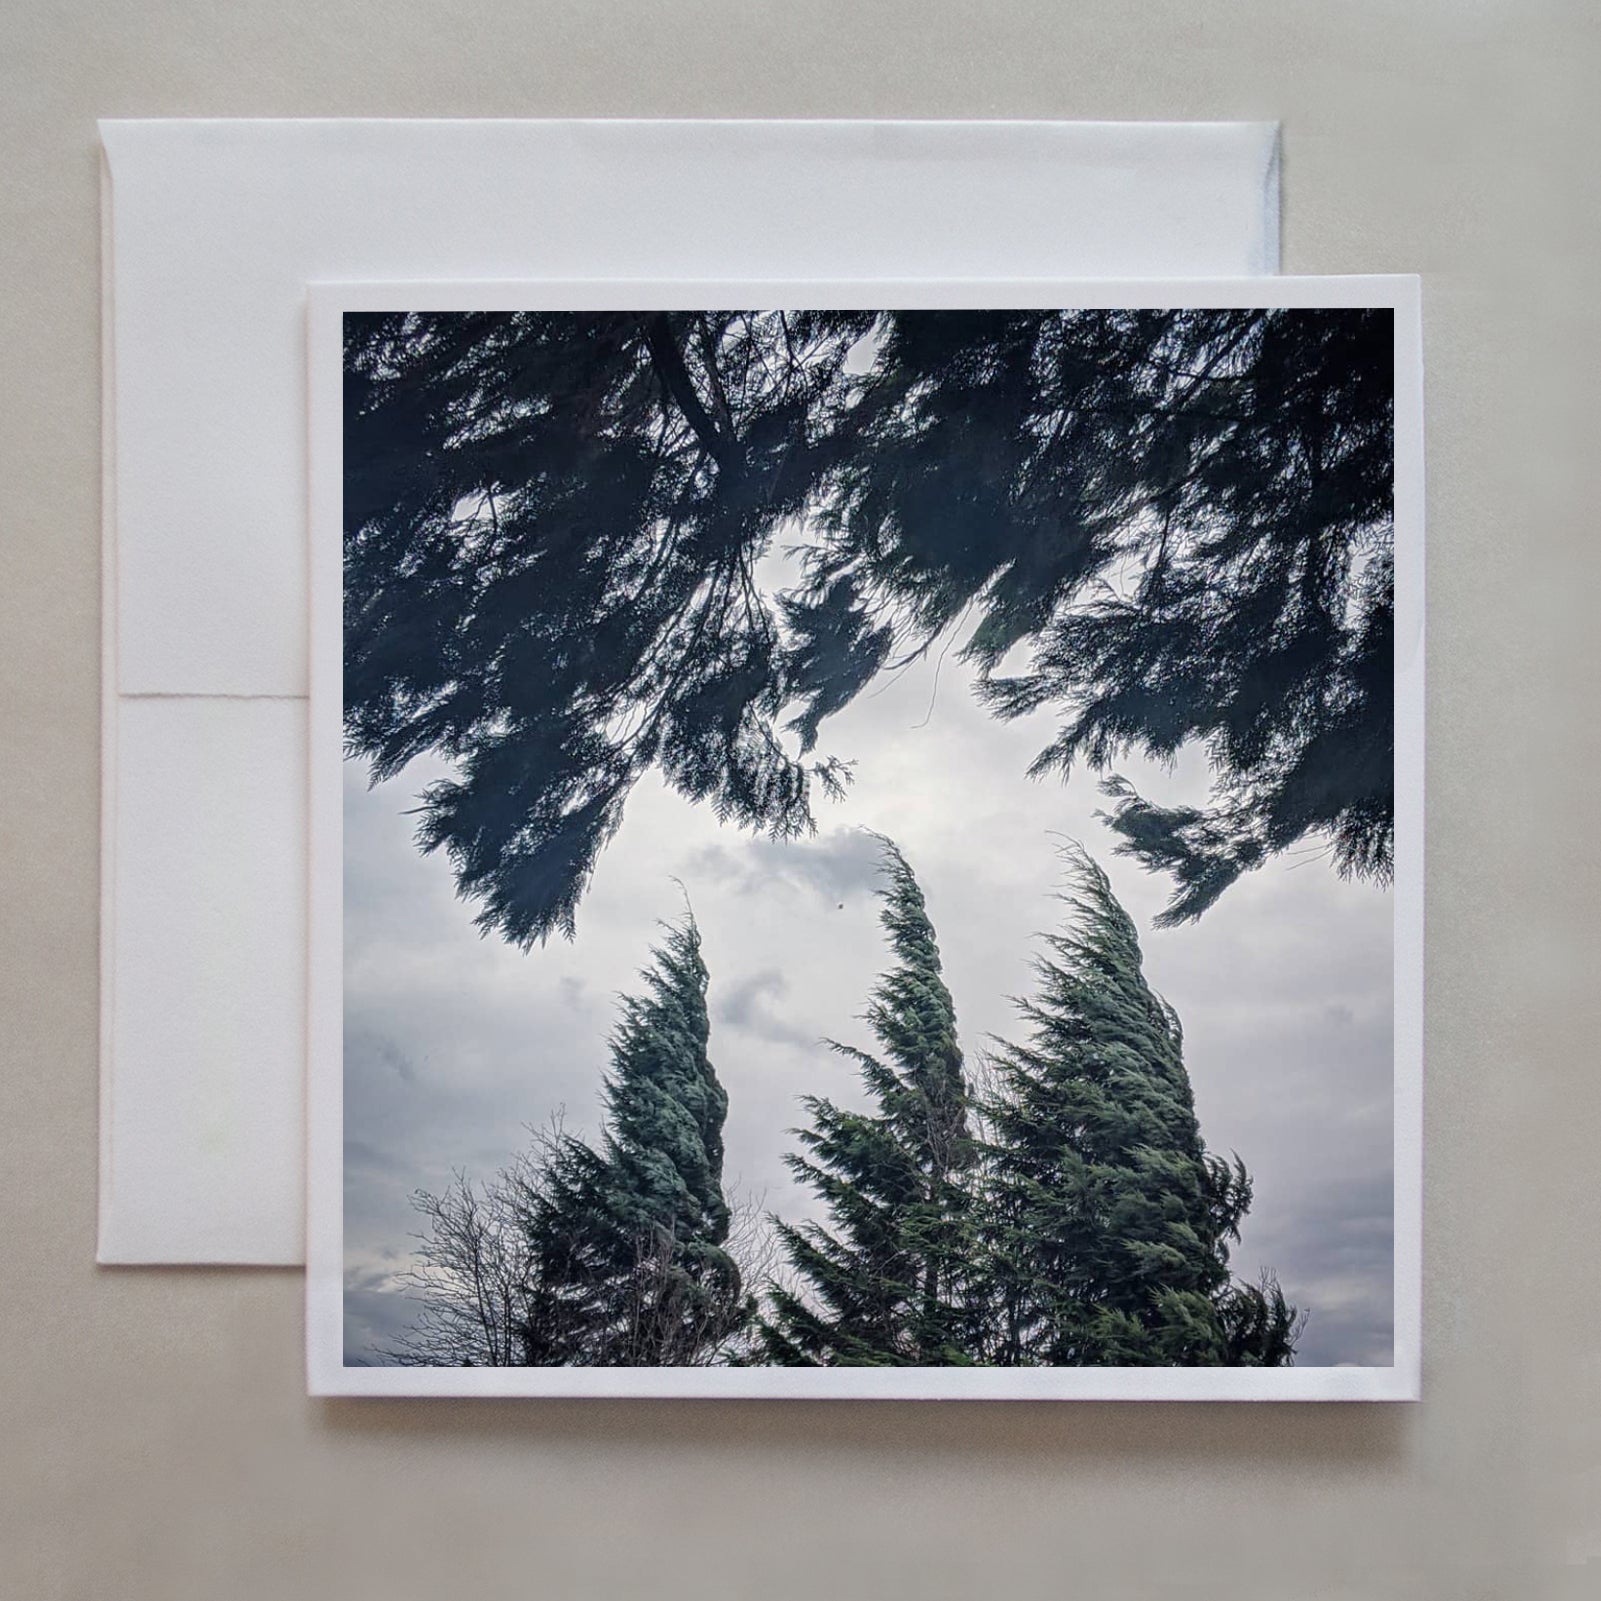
[762,837,978,1365]
[345,308,1393,944]
[521,916,749,1365]
[980,848,1300,1366]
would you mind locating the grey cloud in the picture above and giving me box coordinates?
[343,1264,423,1366]
[344,1137,403,1177]
[1243,1164,1396,1367]
[345,1026,419,1086]
[687,826,886,907]
[713,967,822,1052]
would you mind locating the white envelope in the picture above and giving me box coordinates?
[99,118,1282,1264]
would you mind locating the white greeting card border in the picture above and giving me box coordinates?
[306,275,1423,1400]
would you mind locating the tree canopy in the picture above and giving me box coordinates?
[345,306,1393,942]
[761,836,1298,1368]
[391,839,1300,1369]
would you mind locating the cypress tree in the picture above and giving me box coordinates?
[981,848,1300,1366]
[762,837,978,1365]
[522,917,749,1365]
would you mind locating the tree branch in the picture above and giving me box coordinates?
[643,313,737,471]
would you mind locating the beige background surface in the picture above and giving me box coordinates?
[3,2,1598,1596]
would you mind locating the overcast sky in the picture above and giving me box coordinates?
[344,564,1394,1370]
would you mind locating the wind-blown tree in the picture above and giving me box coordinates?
[980,848,1300,1366]
[393,916,749,1367]
[345,307,1393,943]
[762,837,979,1366]
[522,916,749,1365]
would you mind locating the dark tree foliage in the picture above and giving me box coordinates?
[344,310,872,945]
[980,848,1300,1366]
[761,837,979,1366]
[345,307,1393,941]
[810,308,1395,924]
[519,917,750,1365]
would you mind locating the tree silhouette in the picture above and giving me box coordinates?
[345,307,1393,942]
[344,310,872,945]
[810,308,1395,923]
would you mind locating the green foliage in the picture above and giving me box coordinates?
[761,837,979,1365]
[344,308,1394,943]
[520,917,750,1365]
[978,847,1300,1365]
[760,838,1298,1368]
[393,844,1301,1370]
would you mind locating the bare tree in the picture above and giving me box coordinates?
[387,1149,543,1367]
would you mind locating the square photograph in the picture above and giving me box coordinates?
[308,281,1422,1398]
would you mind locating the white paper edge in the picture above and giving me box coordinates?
[1391,287,1425,1406]
[1261,130,1282,275]
[102,116,1280,136]
[308,275,1423,1400]
[97,147,119,1259]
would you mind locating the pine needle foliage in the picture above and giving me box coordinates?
[761,837,979,1365]
[344,310,872,946]
[393,849,1302,1370]
[979,847,1301,1366]
[520,916,750,1365]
